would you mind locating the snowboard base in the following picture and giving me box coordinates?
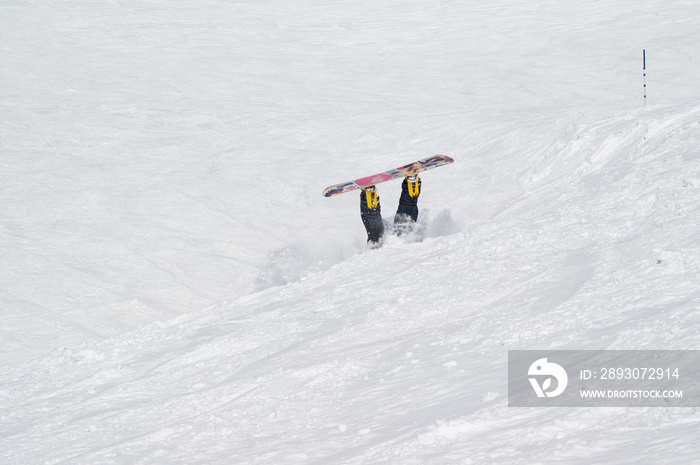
[322,155,454,197]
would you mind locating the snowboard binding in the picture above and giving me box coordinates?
[363,185,379,210]
[406,175,420,198]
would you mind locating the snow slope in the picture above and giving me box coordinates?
[2,1,700,463]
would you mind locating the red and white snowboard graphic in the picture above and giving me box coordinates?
[322,155,454,197]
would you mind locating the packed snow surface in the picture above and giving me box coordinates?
[1,1,699,463]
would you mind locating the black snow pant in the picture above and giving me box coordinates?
[394,177,421,224]
[361,178,421,245]
[360,191,385,245]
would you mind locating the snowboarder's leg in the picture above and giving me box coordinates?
[394,175,421,234]
[360,185,385,246]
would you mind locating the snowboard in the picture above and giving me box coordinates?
[322,155,454,197]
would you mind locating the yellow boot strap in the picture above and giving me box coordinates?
[407,177,420,198]
[365,189,378,209]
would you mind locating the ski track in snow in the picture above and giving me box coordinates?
[2,1,700,464]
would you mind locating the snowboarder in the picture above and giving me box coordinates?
[360,175,421,246]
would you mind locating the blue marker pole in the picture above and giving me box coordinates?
[643,49,647,108]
